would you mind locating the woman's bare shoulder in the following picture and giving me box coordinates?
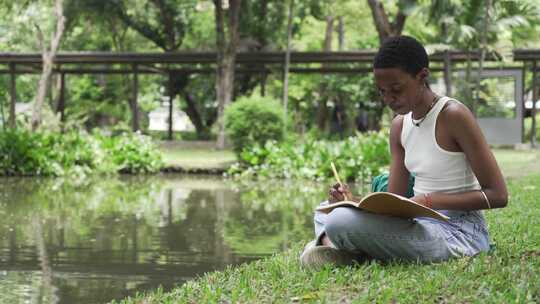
[441,99,471,117]
[440,98,485,143]
[390,115,404,136]
[439,99,477,127]
[389,115,405,147]
[390,114,404,128]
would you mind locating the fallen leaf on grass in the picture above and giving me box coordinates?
[291,292,319,302]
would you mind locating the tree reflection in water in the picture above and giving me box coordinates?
[0,174,349,304]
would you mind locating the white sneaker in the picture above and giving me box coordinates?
[299,240,358,269]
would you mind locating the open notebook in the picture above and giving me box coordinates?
[316,192,449,221]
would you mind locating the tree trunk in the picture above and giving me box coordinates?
[337,16,344,51]
[367,0,414,44]
[32,55,54,131]
[215,0,241,149]
[31,0,65,131]
[282,0,294,132]
[473,0,491,118]
[183,92,211,139]
[443,50,452,96]
[316,15,334,131]
[465,51,474,114]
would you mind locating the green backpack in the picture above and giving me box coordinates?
[371,173,415,198]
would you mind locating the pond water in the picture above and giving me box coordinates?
[0,174,339,304]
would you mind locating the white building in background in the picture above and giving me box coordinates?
[148,102,195,132]
[15,103,33,115]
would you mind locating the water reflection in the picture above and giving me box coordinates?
[0,174,338,304]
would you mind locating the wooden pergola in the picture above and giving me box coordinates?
[0,50,537,142]
[514,49,540,146]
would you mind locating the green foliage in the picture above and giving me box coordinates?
[279,73,380,135]
[230,130,390,182]
[0,129,163,176]
[1,129,107,176]
[224,95,285,154]
[0,129,104,176]
[454,75,516,119]
[524,113,540,143]
[44,129,104,175]
[97,131,163,174]
[0,129,54,176]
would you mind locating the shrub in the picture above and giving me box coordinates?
[0,129,163,176]
[0,129,53,175]
[224,95,285,154]
[96,131,163,174]
[45,131,103,173]
[0,129,102,176]
[230,130,390,183]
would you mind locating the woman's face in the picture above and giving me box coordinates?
[373,67,424,115]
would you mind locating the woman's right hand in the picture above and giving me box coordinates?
[328,183,352,203]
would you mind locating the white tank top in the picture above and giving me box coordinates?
[401,97,480,195]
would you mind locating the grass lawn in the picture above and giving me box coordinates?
[492,148,540,179]
[160,146,237,170]
[116,149,540,303]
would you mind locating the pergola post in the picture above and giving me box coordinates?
[167,72,174,141]
[260,69,267,97]
[56,73,66,129]
[131,63,140,131]
[522,66,526,144]
[9,63,16,128]
[443,50,452,96]
[532,60,538,148]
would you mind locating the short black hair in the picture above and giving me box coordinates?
[373,35,429,76]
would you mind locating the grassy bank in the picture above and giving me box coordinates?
[159,142,236,171]
[116,149,540,303]
[492,148,540,179]
[157,141,539,176]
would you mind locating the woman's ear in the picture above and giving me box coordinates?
[417,68,430,81]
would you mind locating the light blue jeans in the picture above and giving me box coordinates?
[314,201,491,263]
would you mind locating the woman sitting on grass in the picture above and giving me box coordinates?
[301,36,508,268]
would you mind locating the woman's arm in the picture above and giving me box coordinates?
[388,115,412,196]
[330,115,411,202]
[414,102,508,210]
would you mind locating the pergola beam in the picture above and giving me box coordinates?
[514,49,540,61]
[0,51,523,78]
[0,50,504,65]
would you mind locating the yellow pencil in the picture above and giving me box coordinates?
[330,162,350,201]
